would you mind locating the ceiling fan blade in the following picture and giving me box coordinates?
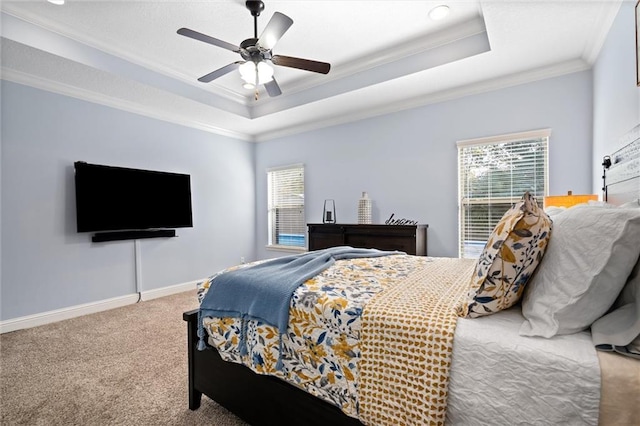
[198,61,244,83]
[264,78,282,97]
[257,12,293,51]
[271,55,331,74]
[177,28,240,53]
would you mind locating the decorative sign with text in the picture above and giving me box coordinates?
[384,213,418,226]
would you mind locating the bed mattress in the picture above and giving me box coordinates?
[447,308,600,425]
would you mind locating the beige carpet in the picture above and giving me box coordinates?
[0,291,248,425]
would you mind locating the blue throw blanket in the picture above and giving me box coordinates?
[198,246,402,368]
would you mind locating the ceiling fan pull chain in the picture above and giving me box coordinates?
[254,65,260,100]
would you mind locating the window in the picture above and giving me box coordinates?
[267,164,305,250]
[458,129,549,259]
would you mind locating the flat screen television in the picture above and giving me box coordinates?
[74,161,193,233]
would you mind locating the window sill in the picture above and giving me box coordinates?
[265,245,307,253]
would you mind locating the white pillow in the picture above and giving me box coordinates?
[591,256,640,353]
[587,199,640,209]
[620,199,640,209]
[520,205,640,337]
[544,206,566,217]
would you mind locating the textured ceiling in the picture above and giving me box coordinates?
[0,1,624,141]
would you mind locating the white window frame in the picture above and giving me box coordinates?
[457,129,550,259]
[266,164,306,252]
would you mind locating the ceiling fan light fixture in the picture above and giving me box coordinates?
[428,5,450,20]
[177,1,330,97]
[243,82,256,90]
[239,61,274,85]
[256,61,274,83]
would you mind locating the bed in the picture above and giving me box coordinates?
[183,126,640,426]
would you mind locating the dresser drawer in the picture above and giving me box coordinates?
[307,224,428,255]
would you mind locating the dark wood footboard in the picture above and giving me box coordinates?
[183,310,364,426]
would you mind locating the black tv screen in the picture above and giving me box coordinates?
[74,161,193,233]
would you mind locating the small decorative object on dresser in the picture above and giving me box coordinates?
[357,192,372,224]
[308,223,428,255]
[323,199,336,224]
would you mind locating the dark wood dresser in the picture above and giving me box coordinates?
[307,224,428,255]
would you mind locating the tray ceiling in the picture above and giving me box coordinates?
[0,1,623,141]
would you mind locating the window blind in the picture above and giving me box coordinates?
[457,130,549,258]
[267,165,305,248]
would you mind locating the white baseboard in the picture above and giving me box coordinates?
[0,279,201,334]
[140,280,198,301]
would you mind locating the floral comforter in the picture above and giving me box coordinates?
[197,254,436,417]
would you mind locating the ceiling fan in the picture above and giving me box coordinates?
[177,0,331,98]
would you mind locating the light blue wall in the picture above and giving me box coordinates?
[592,0,640,191]
[256,70,593,259]
[5,2,632,322]
[0,81,256,321]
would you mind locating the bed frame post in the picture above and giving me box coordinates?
[183,309,202,410]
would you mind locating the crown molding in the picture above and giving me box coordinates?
[1,68,253,142]
[1,10,254,116]
[2,55,589,144]
[251,28,491,118]
[581,0,622,64]
[264,15,488,101]
[0,7,248,105]
[1,6,487,114]
[254,58,591,142]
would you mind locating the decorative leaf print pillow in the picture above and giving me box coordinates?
[459,192,552,318]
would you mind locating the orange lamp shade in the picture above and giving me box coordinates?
[544,191,598,208]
